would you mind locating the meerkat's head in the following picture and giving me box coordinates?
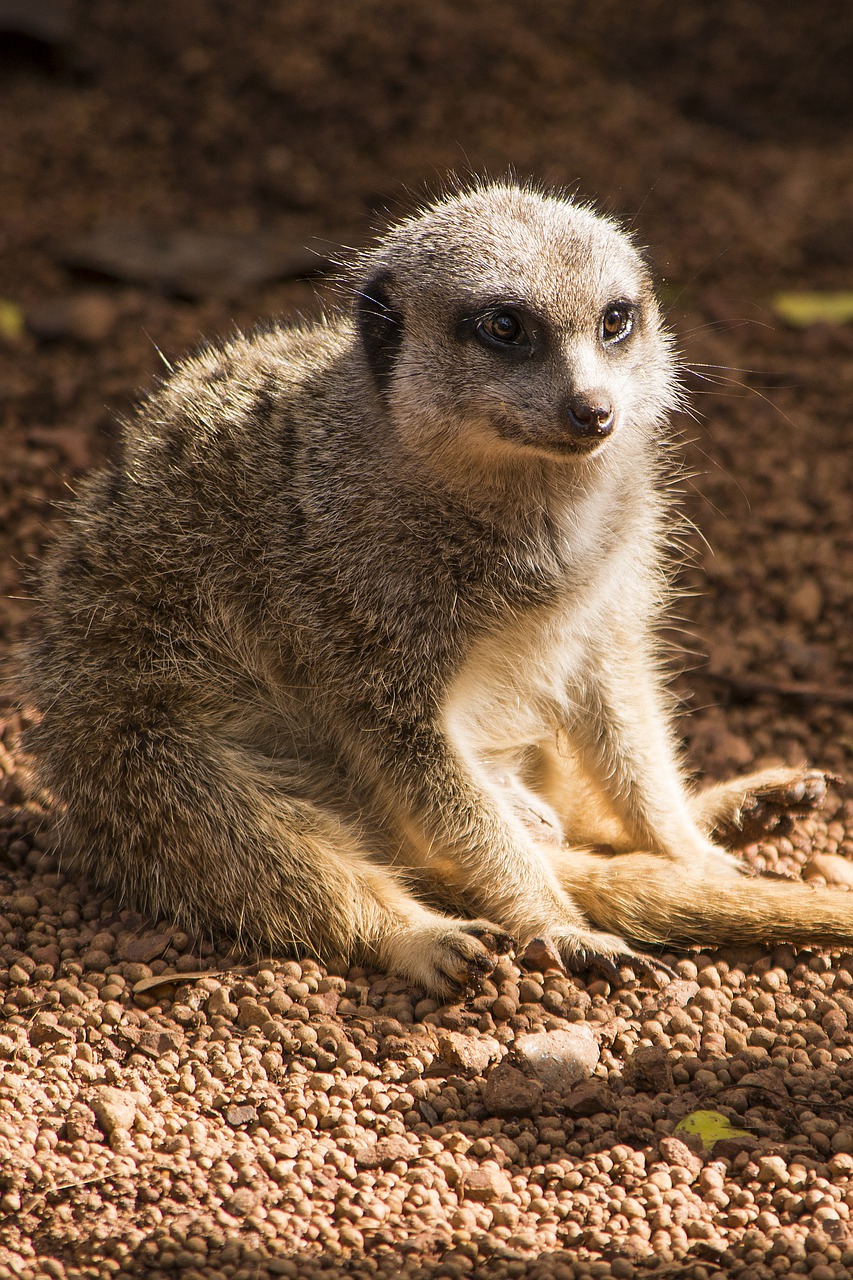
[352,182,678,470]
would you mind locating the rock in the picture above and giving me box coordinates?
[118,1025,184,1057]
[624,1046,675,1093]
[659,980,700,1009]
[223,1103,257,1128]
[615,1105,657,1143]
[223,1188,257,1217]
[518,978,544,1003]
[0,1034,19,1060]
[81,948,112,973]
[119,932,173,963]
[724,1026,749,1054]
[362,1013,406,1037]
[379,1034,430,1062]
[514,1026,600,1091]
[806,853,853,889]
[482,1062,543,1118]
[9,894,39,916]
[28,1015,73,1048]
[26,293,119,344]
[52,980,86,1008]
[0,0,73,45]
[787,578,822,625]
[562,1079,615,1117]
[781,639,833,682]
[738,1066,787,1092]
[437,1031,500,1073]
[756,1155,789,1185]
[206,987,238,1018]
[658,1135,702,1178]
[373,1137,418,1169]
[236,998,268,1029]
[712,1135,758,1160]
[146,1027,185,1055]
[418,1099,439,1125]
[59,224,335,297]
[352,1136,416,1170]
[64,1103,100,1143]
[91,1087,139,1136]
[305,989,339,1015]
[520,936,564,971]
[461,1164,513,1202]
[718,732,753,769]
[491,995,518,1021]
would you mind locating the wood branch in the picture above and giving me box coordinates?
[701,669,853,706]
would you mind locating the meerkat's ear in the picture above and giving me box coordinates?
[356,271,404,394]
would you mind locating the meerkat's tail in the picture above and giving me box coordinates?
[555,850,853,950]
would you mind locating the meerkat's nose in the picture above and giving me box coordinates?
[565,393,615,439]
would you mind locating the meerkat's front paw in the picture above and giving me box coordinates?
[382,917,515,1000]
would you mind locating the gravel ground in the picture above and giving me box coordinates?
[2,3,853,1277]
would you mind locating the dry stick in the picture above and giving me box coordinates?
[18,1173,108,1216]
[702,669,853,707]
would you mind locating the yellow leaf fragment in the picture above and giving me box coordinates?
[0,299,25,340]
[675,1109,753,1149]
[772,291,853,328]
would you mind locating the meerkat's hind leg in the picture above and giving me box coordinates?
[690,766,829,845]
[31,697,512,1001]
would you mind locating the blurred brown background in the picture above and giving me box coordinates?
[2,7,853,1279]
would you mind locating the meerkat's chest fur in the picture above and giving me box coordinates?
[439,503,655,774]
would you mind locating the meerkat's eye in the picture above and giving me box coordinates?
[475,309,528,351]
[600,303,635,345]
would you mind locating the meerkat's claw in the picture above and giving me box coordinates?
[563,944,674,988]
[570,952,622,984]
[463,921,516,956]
[789,769,832,807]
[624,952,679,984]
[555,929,635,975]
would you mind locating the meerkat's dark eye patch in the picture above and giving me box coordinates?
[600,302,636,345]
[469,306,537,356]
[356,271,404,393]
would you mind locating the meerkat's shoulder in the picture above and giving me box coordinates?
[154,313,353,405]
[114,313,357,470]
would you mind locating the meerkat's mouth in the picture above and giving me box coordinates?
[491,413,617,459]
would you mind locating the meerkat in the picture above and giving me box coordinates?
[23,181,852,997]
